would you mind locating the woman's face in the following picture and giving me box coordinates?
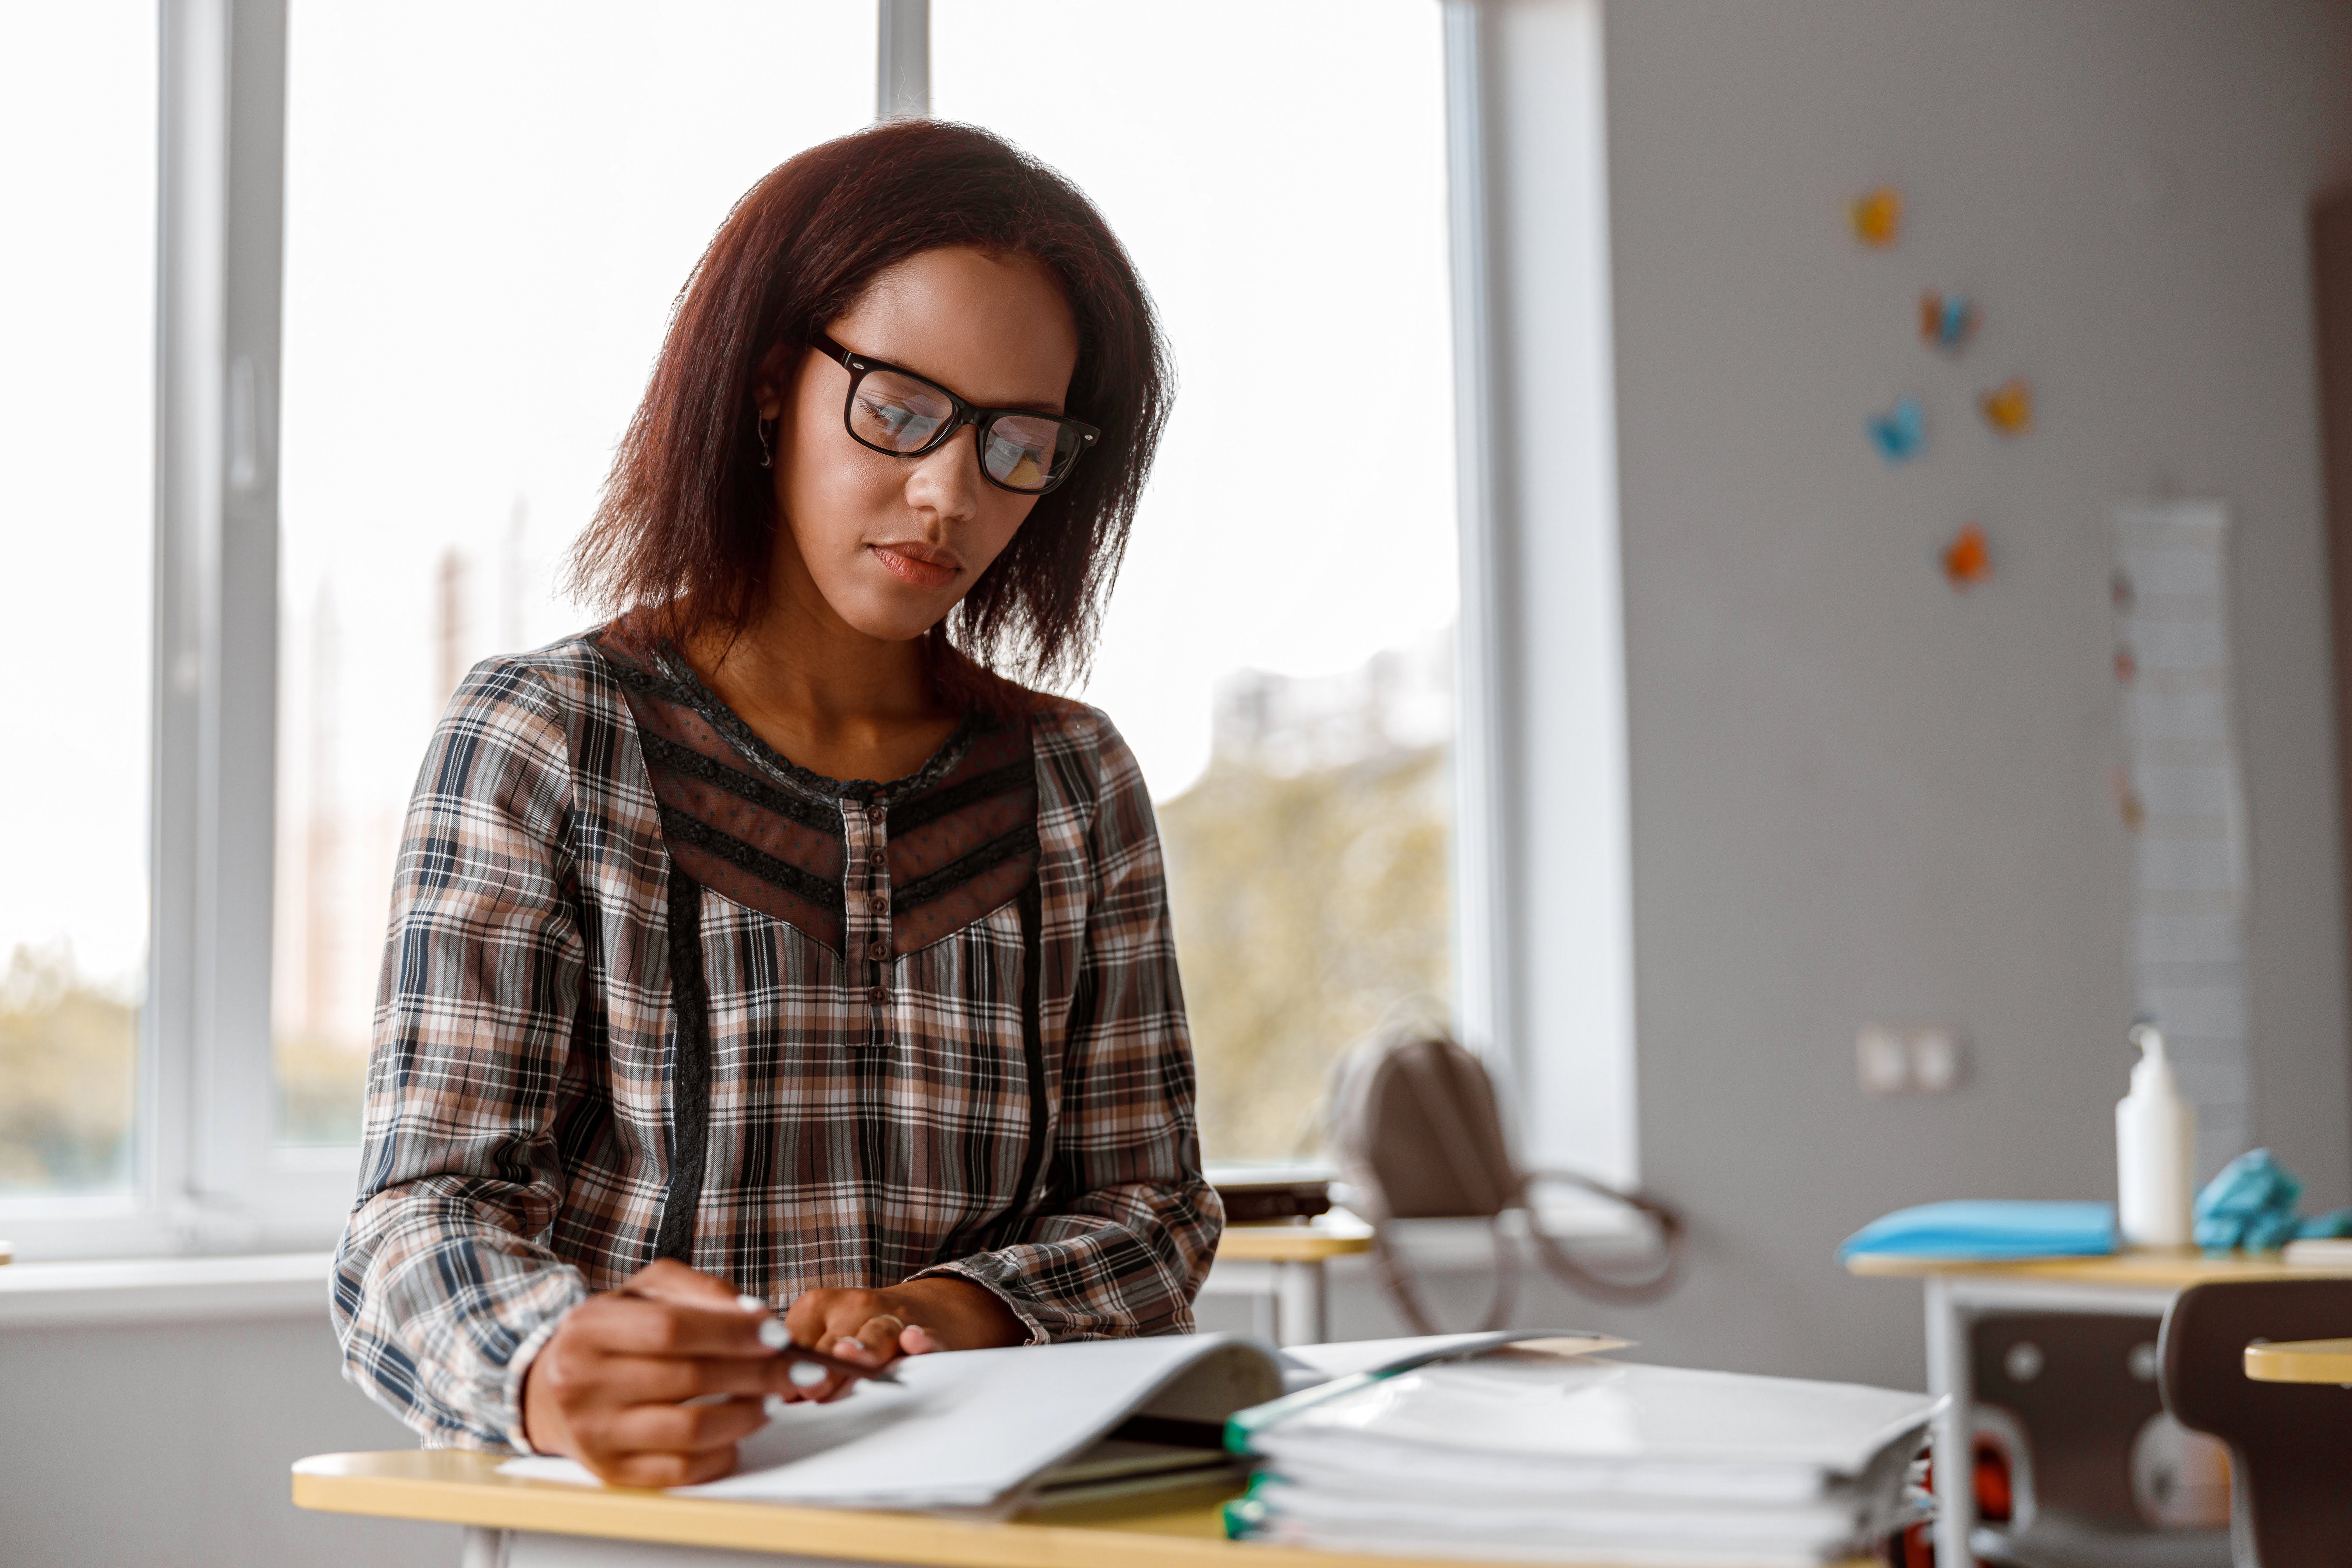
[757,246,1082,646]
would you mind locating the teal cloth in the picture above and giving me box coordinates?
[2196,1148,2310,1253]
[1836,1200,2116,1263]
[2300,1206,2352,1240]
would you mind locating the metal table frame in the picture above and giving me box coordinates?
[1921,1272,2181,1568]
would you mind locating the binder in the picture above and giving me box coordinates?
[1226,1355,1940,1564]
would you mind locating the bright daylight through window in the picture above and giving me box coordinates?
[271,2,876,1140]
[106,0,1462,1174]
[0,4,158,1195]
[933,0,1459,1163]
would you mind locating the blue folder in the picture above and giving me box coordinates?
[1835,1200,2116,1263]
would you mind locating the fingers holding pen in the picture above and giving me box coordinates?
[524,1262,828,1484]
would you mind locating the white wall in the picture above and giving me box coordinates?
[1477,0,2352,1387]
[0,1311,454,1567]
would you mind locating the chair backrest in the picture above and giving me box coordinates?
[2158,1279,2352,1567]
[1325,1022,1522,1223]
[1323,1017,1687,1332]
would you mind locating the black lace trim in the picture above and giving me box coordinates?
[884,761,1037,836]
[892,824,1041,913]
[657,804,846,915]
[640,641,981,809]
[639,732,843,835]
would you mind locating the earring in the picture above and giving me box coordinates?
[756,416,775,469]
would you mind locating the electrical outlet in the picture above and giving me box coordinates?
[1857,1024,1967,1096]
[1910,1027,1964,1093]
[1857,1026,1910,1095]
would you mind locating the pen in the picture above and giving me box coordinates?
[613,1287,903,1386]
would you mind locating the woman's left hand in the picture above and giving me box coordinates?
[779,1277,1026,1401]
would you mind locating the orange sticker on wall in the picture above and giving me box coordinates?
[1850,187,1902,248]
[1980,378,2033,435]
[1941,523,1990,589]
[1919,291,1977,354]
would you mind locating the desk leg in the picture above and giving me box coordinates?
[1274,1258,1327,1346]
[460,1526,509,1568]
[1924,1275,1975,1568]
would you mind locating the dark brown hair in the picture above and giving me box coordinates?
[568,120,1170,690]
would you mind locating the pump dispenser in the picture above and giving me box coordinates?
[2116,1022,2195,1248]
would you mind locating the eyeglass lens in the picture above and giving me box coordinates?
[848,366,1080,492]
[981,415,1082,491]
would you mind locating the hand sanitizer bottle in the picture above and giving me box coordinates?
[2116,1022,2194,1248]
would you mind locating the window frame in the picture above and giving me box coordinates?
[3,0,1574,1259]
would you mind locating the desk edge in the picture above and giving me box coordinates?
[290,1455,1472,1568]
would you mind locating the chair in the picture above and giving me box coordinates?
[2158,1279,2352,1567]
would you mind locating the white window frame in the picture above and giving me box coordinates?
[6,0,1625,1260]
[3,0,317,1262]
[1443,0,1637,1189]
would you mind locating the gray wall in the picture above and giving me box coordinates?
[1490,0,2352,1388]
[0,1315,455,1568]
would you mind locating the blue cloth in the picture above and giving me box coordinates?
[1836,1200,2116,1263]
[2195,1149,2305,1254]
[2299,1207,2352,1240]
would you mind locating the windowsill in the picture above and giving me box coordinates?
[0,1199,1650,1329]
[0,1251,334,1329]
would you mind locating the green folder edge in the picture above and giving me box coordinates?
[1218,1332,1624,1539]
[1218,1368,1410,1539]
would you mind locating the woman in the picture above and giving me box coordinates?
[333,120,1222,1487]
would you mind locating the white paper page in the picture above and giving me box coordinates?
[1281,1331,1528,1379]
[1257,1360,1937,1476]
[1278,1330,1630,1389]
[502,1332,1274,1510]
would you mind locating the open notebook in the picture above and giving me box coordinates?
[501,1329,1603,1516]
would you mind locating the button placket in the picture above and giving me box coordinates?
[844,800,892,1037]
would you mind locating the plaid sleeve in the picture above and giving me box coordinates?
[331,658,593,1450]
[925,714,1225,1339]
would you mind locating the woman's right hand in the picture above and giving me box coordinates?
[519,1258,803,1486]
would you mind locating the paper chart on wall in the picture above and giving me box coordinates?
[2110,501,2250,1177]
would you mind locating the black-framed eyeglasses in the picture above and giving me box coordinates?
[814,334,1100,496]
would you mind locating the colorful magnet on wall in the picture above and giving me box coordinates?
[2115,644,2137,684]
[1919,291,1977,354]
[1980,378,2034,435]
[1939,523,1990,589]
[1866,396,1926,463]
[1850,187,1903,248]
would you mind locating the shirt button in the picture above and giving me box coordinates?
[867,939,890,961]
[869,897,888,915]
[866,985,889,1006]
[868,848,886,868]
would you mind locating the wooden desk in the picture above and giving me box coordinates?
[1200,1214,1374,1346]
[297,1449,1876,1568]
[297,1449,1445,1568]
[2243,1337,2352,1384]
[1849,1252,2352,1568]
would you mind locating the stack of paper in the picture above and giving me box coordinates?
[1225,1354,1939,1565]
[502,1333,1284,1516]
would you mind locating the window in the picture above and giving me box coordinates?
[932,0,1460,1161]
[271,1,876,1142]
[2,1,1514,1255]
[0,4,158,1195]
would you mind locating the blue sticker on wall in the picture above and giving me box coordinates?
[1919,291,1977,355]
[1867,396,1926,464]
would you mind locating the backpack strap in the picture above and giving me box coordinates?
[1330,1018,1688,1329]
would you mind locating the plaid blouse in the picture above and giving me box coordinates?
[330,628,1222,1450]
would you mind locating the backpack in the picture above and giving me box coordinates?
[1323,1014,1688,1333]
